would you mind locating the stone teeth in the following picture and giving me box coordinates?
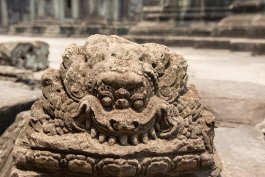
[141,133,148,144]
[108,136,116,146]
[154,123,161,132]
[119,135,128,145]
[99,134,106,144]
[149,127,157,139]
[90,127,97,138]
[85,119,91,130]
[130,134,138,145]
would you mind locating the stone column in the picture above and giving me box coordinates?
[0,0,8,26]
[89,0,95,16]
[113,0,120,21]
[94,0,100,16]
[29,0,35,21]
[71,0,79,18]
[104,0,112,21]
[38,0,45,18]
[200,0,205,21]
[138,0,143,21]
[54,0,64,20]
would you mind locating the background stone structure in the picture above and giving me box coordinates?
[0,0,143,35]
[0,0,140,25]
[1,0,265,39]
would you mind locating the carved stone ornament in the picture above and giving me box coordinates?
[11,35,222,177]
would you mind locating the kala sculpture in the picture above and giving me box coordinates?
[11,35,221,177]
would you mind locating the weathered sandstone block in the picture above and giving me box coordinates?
[0,41,49,71]
[10,35,221,177]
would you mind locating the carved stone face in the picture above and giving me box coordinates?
[38,36,190,146]
[72,51,166,145]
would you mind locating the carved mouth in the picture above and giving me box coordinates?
[86,116,158,146]
[73,95,165,146]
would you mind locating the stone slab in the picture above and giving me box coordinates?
[215,126,265,177]
[0,81,41,134]
[0,65,43,88]
[189,78,265,127]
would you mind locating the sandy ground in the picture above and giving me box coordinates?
[1,34,264,86]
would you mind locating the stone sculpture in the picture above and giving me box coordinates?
[0,41,49,71]
[11,35,221,177]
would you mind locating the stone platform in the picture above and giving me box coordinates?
[9,20,129,37]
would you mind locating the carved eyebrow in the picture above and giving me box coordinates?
[130,92,146,101]
[100,72,144,89]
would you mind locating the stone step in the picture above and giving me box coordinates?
[125,35,265,55]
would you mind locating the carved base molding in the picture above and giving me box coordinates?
[12,148,220,177]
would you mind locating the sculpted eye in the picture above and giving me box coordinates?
[101,96,113,107]
[132,100,144,109]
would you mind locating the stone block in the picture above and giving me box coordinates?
[0,81,41,134]
[0,41,49,71]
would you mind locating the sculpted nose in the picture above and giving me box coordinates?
[115,99,129,109]
[110,119,139,131]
